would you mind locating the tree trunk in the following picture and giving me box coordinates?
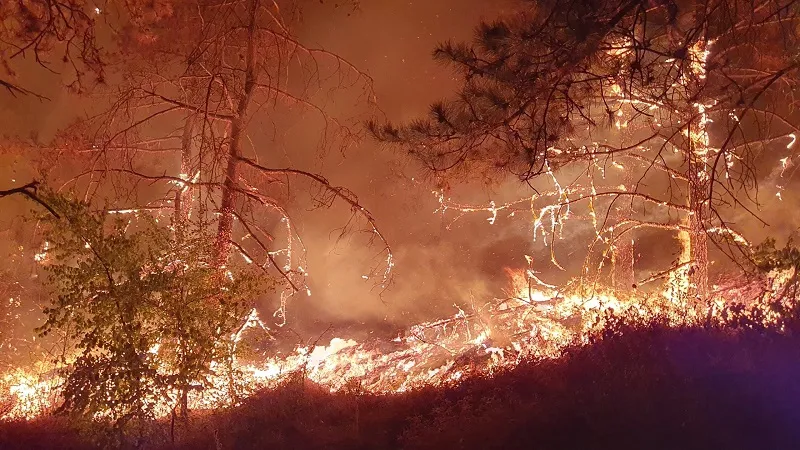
[174,114,195,241]
[213,0,259,268]
[214,121,243,267]
[687,178,709,300]
[682,35,711,302]
[179,387,189,419]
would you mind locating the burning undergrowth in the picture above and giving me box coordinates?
[4,276,800,450]
[1,263,796,424]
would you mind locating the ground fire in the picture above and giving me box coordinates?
[2,0,800,447]
[1,263,794,421]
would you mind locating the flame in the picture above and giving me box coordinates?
[33,241,49,263]
[2,264,790,422]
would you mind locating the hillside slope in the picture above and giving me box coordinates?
[3,324,800,449]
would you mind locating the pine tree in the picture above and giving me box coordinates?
[373,0,800,300]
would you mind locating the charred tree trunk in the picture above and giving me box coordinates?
[682,33,711,302]
[214,124,243,267]
[687,177,709,300]
[674,132,710,304]
[684,115,710,301]
[214,0,259,268]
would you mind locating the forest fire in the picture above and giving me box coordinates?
[1,264,791,422]
[3,0,800,446]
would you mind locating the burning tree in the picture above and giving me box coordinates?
[38,0,392,325]
[0,0,395,425]
[372,0,800,301]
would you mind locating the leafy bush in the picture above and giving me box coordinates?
[35,193,264,442]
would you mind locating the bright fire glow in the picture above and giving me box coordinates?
[0,265,792,421]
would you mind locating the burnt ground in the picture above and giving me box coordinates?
[3,324,800,449]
